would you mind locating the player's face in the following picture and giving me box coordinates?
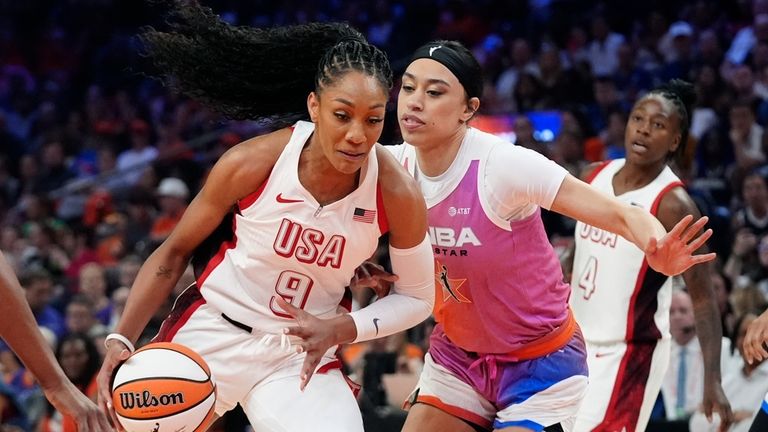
[624,96,681,166]
[398,58,475,149]
[308,71,387,175]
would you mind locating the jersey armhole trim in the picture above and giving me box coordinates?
[237,168,273,212]
[585,160,612,184]
[650,181,685,216]
[376,181,389,235]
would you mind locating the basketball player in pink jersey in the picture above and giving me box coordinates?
[0,252,111,432]
[570,80,732,431]
[95,3,434,432]
[374,41,716,432]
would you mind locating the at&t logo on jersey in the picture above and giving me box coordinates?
[273,218,346,268]
[578,224,618,248]
[448,206,470,217]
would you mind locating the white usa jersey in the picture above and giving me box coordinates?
[570,159,684,344]
[195,121,386,335]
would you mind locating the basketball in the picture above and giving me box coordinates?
[111,342,216,432]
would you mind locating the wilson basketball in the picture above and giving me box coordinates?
[111,342,216,432]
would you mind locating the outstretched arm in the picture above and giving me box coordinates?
[0,253,112,431]
[550,174,715,276]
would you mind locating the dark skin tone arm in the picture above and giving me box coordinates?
[97,128,289,427]
[0,253,112,431]
[656,187,733,430]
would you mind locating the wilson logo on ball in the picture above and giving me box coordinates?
[111,342,216,432]
[118,390,186,410]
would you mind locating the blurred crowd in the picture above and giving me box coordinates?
[3,0,768,431]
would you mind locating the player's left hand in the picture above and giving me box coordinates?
[702,381,733,432]
[350,261,398,299]
[276,296,353,391]
[645,215,716,276]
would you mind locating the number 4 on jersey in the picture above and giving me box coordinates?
[578,256,598,300]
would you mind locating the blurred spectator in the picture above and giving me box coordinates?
[38,333,100,432]
[76,263,111,326]
[512,115,548,156]
[552,126,586,178]
[107,286,130,331]
[36,142,74,195]
[659,21,696,81]
[613,42,653,107]
[116,254,142,289]
[150,177,189,243]
[587,15,625,77]
[725,13,768,68]
[20,268,64,340]
[122,189,155,256]
[729,99,765,174]
[689,313,768,432]
[661,289,731,421]
[495,38,539,113]
[116,119,159,186]
[64,295,106,338]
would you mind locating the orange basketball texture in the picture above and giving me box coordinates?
[111,342,216,432]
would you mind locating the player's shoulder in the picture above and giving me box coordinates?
[375,144,422,203]
[208,127,293,196]
[580,161,612,182]
[219,128,291,172]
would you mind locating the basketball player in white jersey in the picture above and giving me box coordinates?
[570,80,732,431]
[95,5,434,432]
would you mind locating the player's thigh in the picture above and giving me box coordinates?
[242,369,362,432]
[402,403,479,432]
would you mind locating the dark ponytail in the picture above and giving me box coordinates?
[140,1,392,127]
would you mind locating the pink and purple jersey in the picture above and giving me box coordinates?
[387,128,570,353]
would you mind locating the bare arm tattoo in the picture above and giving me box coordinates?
[156,266,173,279]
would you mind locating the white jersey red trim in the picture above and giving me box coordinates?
[196,121,387,335]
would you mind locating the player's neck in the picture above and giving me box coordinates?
[614,161,667,191]
[414,128,466,177]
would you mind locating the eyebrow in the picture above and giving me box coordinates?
[403,72,451,87]
[333,98,385,110]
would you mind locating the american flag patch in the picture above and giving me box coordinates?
[353,207,376,224]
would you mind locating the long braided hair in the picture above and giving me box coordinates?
[140,1,392,128]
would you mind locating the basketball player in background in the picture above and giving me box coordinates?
[570,79,732,431]
[743,307,768,431]
[360,41,717,432]
[96,2,434,432]
[0,252,112,431]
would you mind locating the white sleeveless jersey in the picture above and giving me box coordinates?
[570,159,684,344]
[196,121,386,335]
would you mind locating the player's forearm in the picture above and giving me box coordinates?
[114,246,189,343]
[621,204,667,251]
[0,254,69,389]
[695,308,724,381]
[686,263,724,380]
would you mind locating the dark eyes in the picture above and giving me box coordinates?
[401,84,441,96]
[334,112,383,125]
